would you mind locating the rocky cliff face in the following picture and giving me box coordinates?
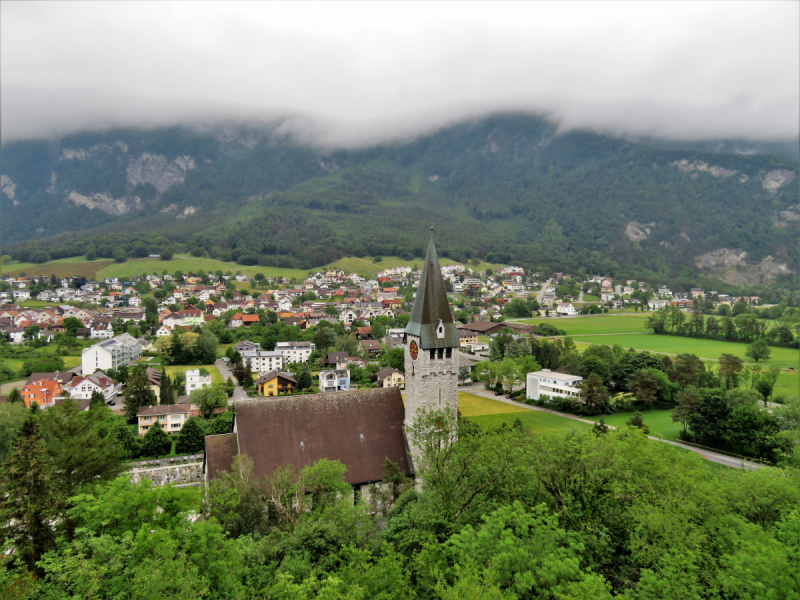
[0,175,17,204]
[126,153,196,193]
[67,191,142,215]
[695,248,793,285]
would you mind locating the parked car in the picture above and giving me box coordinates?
[494,391,503,396]
[107,400,116,406]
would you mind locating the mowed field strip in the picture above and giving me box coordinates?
[514,314,653,335]
[573,334,799,369]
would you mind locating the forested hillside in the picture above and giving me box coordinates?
[1,115,797,287]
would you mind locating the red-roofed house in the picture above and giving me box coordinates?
[20,379,62,408]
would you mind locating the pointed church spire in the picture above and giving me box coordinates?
[405,232,460,349]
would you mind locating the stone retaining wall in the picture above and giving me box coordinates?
[128,462,204,486]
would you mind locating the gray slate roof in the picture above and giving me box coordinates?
[404,234,460,349]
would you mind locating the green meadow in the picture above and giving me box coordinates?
[573,333,799,369]
[514,314,652,335]
[468,410,592,437]
[586,409,682,442]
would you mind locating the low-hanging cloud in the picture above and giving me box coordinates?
[1,1,798,148]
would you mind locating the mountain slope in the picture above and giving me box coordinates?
[1,115,797,285]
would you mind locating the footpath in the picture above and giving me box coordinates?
[465,384,763,471]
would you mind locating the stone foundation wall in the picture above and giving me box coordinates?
[126,454,204,486]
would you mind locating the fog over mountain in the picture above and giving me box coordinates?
[1,2,798,148]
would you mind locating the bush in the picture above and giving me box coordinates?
[160,250,174,261]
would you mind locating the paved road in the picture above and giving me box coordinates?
[465,384,762,470]
[0,379,26,395]
[215,358,249,402]
[536,278,552,304]
[577,288,584,303]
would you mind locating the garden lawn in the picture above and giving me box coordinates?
[585,410,682,442]
[468,410,592,437]
[512,314,652,335]
[457,391,528,417]
[573,333,799,369]
[164,364,225,385]
[774,372,800,401]
[581,294,600,302]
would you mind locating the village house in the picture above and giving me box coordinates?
[20,378,63,408]
[556,302,578,317]
[185,369,213,393]
[374,367,405,389]
[137,404,191,436]
[66,371,120,402]
[318,358,351,393]
[256,371,297,396]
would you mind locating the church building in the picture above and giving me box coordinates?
[204,231,459,493]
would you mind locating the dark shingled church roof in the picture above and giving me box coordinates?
[204,433,239,480]
[206,388,411,485]
[404,233,460,349]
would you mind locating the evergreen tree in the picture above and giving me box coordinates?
[89,389,106,408]
[110,419,139,460]
[241,368,254,389]
[225,376,236,398]
[176,417,206,455]
[159,369,175,405]
[124,368,157,421]
[295,363,312,391]
[7,387,22,404]
[40,400,126,538]
[0,407,59,574]
[141,421,172,458]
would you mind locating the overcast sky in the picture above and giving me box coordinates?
[1,1,798,147]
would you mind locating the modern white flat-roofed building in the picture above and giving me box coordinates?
[526,369,582,401]
[275,341,316,364]
[81,333,142,374]
[241,350,284,374]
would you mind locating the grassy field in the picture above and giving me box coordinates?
[457,391,528,416]
[586,410,682,442]
[774,371,800,400]
[1,254,505,282]
[573,333,799,369]
[581,294,600,302]
[514,314,651,335]
[469,410,592,437]
[164,364,225,385]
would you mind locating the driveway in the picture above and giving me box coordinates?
[215,358,249,402]
[464,383,762,471]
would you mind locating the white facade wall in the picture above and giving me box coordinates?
[185,369,213,392]
[526,370,582,400]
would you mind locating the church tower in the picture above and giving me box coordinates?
[404,229,460,429]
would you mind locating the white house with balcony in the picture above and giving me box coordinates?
[526,369,582,401]
[318,359,350,393]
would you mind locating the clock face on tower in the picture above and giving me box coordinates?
[409,340,419,360]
